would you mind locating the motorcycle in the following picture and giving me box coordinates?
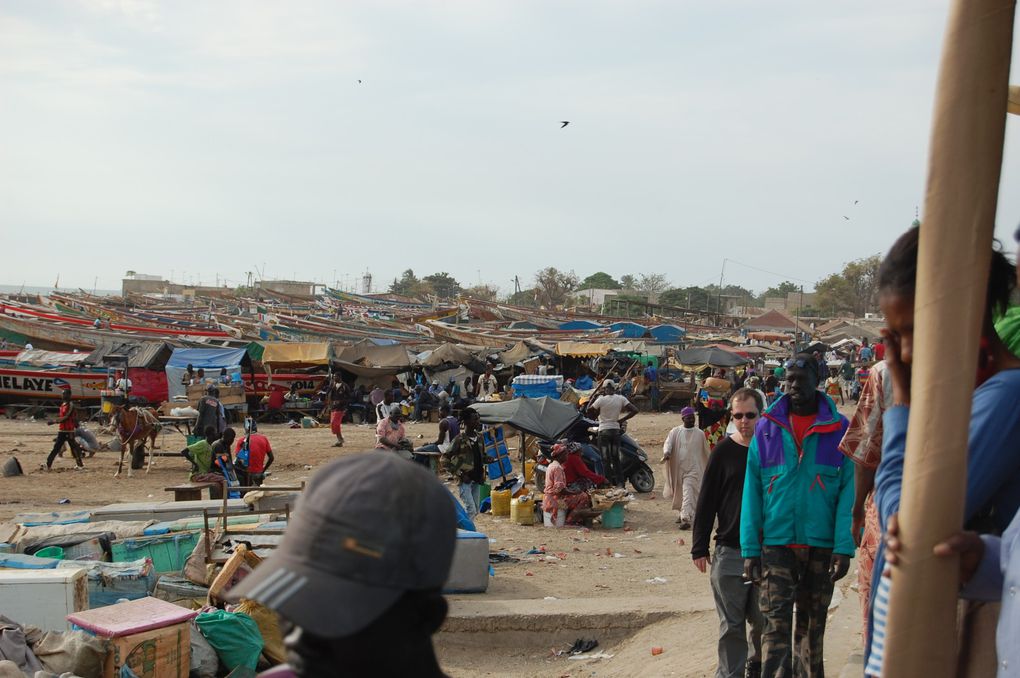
[533,417,655,493]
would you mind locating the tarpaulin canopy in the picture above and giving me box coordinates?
[648,324,686,343]
[257,342,331,367]
[419,343,476,367]
[470,396,580,441]
[85,341,174,370]
[166,346,248,399]
[331,361,408,380]
[555,341,611,358]
[334,340,410,368]
[672,347,749,369]
[608,322,648,339]
[500,341,537,365]
[167,347,248,369]
[558,320,602,331]
[14,350,90,367]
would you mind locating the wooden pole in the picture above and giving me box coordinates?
[882,0,1013,674]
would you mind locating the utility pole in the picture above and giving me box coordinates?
[795,285,804,356]
[716,258,727,324]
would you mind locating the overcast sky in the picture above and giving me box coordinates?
[3,1,1020,296]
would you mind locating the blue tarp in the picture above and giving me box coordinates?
[0,553,59,569]
[166,347,247,399]
[609,322,648,339]
[648,324,686,343]
[512,381,561,399]
[167,347,248,369]
[558,320,602,331]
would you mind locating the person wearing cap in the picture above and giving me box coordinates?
[586,380,638,488]
[46,389,85,471]
[662,406,710,530]
[442,409,486,517]
[740,353,852,677]
[376,407,409,452]
[228,453,456,678]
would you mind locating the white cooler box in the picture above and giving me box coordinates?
[443,530,489,594]
[0,568,89,630]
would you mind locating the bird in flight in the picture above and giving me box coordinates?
[560,121,570,128]
[843,216,850,220]
[357,80,362,84]
[854,200,859,205]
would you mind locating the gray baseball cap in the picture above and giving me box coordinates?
[227,452,457,637]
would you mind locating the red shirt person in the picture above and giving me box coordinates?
[47,389,84,470]
[561,445,606,487]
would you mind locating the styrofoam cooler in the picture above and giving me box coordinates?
[0,568,89,630]
[443,530,489,594]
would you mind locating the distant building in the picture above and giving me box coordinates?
[254,280,321,298]
[763,291,817,312]
[574,288,657,310]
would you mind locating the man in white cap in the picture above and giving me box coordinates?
[662,406,710,529]
[586,380,638,487]
[228,453,457,677]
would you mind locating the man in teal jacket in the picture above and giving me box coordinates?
[740,353,853,677]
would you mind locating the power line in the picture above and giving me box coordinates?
[723,258,815,285]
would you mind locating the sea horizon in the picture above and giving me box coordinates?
[0,284,119,297]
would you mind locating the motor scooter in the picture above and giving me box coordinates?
[532,417,654,493]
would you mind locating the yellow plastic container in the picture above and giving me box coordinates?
[524,460,536,483]
[491,489,512,517]
[510,497,535,525]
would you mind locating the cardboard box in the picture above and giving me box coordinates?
[68,597,197,678]
[103,621,190,678]
[187,383,245,406]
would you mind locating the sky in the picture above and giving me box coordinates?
[3,1,1020,297]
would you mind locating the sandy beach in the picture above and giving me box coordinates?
[0,410,862,677]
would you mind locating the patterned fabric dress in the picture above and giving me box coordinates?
[543,460,591,525]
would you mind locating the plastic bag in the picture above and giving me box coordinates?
[189,621,219,678]
[195,610,263,672]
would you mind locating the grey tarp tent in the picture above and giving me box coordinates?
[469,396,580,441]
[672,347,748,369]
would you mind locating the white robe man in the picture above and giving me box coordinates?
[662,405,710,529]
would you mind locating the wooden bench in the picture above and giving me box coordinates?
[164,482,221,502]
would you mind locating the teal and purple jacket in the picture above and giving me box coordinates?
[740,392,855,558]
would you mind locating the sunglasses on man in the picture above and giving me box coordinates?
[731,412,758,420]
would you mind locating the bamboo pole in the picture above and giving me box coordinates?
[881,0,1013,674]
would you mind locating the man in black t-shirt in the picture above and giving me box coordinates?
[692,388,765,678]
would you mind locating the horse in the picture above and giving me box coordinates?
[112,405,161,477]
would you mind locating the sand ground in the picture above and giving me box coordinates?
[0,410,863,677]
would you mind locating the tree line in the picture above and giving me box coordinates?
[388,255,883,318]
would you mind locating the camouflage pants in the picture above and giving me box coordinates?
[759,546,834,678]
